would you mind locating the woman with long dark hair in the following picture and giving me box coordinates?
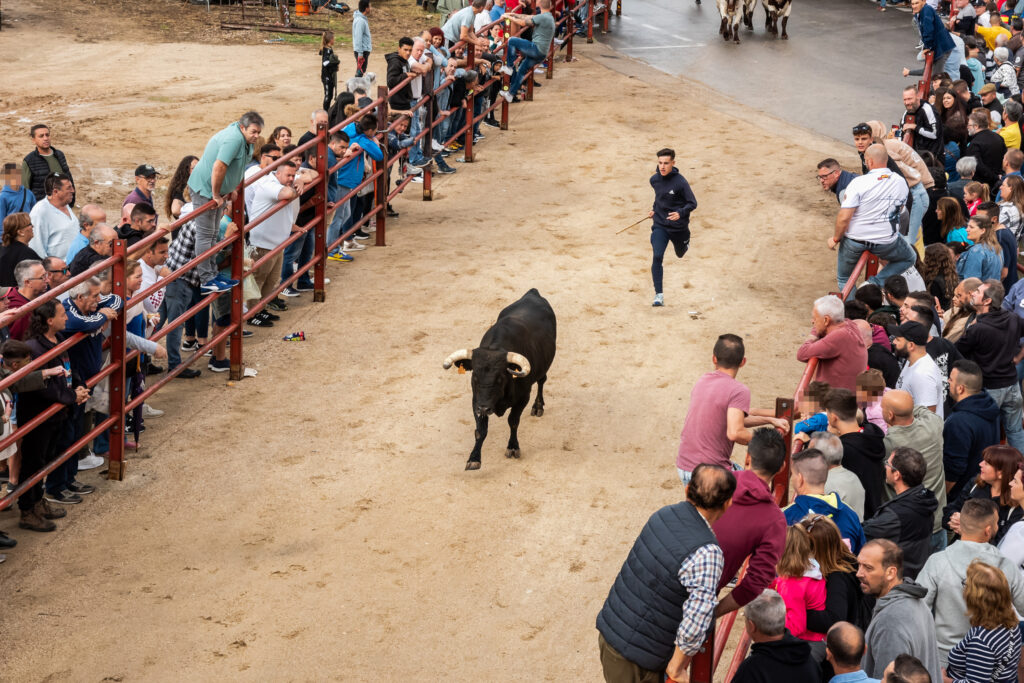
[922,242,960,312]
[164,155,198,220]
[945,445,1024,544]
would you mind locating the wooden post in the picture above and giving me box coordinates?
[106,239,128,481]
[313,120,328,303]
[228,194,246,381]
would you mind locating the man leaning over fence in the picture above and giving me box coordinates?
[499,0,557,104]
[186,111,264,295]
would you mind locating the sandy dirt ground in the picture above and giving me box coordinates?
[0,1,856,680]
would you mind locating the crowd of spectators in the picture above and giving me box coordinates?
[0,0,576,560]
[595,4,1024,682]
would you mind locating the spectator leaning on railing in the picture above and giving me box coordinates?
[7,259,50,341]
[28,172,79,261]
[499,0,557,104]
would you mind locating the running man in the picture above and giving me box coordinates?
[648,148,697,307]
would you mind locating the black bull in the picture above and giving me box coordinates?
[443,289,557,470]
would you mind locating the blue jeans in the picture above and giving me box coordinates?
[436,87,452,143]
[678,461,743,485]
[836,235,917,298]
[45,416,77,495]
[907,182,929,249]
[281,229,315,289]
[988,384,1024,453]
[158,278,204,370]
[327,188,354,253]
[408,104,427,165]
[930,528,948,553]
[507,37,545,96]
[1016,0,1024,16]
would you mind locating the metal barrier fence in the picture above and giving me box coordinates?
[0,0,588,512]
[685,251,880,683]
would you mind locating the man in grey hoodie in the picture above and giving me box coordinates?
[917,498,1024,666]
[857,539,941,682]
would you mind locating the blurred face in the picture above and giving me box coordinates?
[4,169,20,190]
[979,458,998,484]
[32,127,51,151]
[657,155,673,176]
[126,267,143,294]
[241,123,263,144]
[853,133,872,153]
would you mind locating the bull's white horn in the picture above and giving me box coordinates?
[506,352,531,377]
[443,349,471,369]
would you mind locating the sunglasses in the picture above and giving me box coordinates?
[47,268,69,274]
[852,124,872,135]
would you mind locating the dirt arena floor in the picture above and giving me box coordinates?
[0,2,856,680]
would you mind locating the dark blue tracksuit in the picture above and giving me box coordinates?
[649,166,697,294]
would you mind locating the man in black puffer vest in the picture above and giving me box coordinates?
[22,124,74,205]
[596,464,736,682]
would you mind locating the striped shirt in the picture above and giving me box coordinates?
[675,543,724,655]
[946,625,1021,683]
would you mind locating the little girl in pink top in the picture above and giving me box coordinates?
[770,524,826,642]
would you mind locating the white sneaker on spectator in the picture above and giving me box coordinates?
[499,65,513,76]
[143,404,164,417]
[344,239,366,251]
[410,176,424,183]
[431,139,444,152]
[407,165,423,176]
[78,453,105,471]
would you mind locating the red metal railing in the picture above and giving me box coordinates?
[0,7,584,513]
[687,250,880,683]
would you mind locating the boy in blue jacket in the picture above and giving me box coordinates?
[647,147,697,307]
[784,448,867,553]
[0,163,37,226]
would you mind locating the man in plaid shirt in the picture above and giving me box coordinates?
[596,464,736,682]
[156,207,208,378]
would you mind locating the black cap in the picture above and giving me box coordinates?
[134,164,160,178]
[896,321,928,345]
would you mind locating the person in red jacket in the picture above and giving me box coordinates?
[712,427,789,616]
[797,294,868,392]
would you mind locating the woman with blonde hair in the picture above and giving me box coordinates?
[945,560,1021,683]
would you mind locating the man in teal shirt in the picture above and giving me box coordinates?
[186,111,264,293]
[498,0,556,104]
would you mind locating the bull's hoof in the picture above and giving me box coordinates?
[781,33,788,39]
[733,37,740,43]
[506,448,521,459]
[531,405,544,417]
[465,460,481,471]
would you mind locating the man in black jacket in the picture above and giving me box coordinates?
[956,279,1024,454]
[385,37,414,112]
[901,86,945,163]
[863,447,938,579]
[731,589,819,683]
[21,123,74,205]
[647,147,697,308]
[116,203,158,248]
[964,109,1007,190]
[944,360,1001,498]
[69,224,116,277]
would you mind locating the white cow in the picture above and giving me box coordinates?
[716,0,742,43]
[762,0,793,39]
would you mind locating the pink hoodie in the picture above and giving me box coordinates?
[770,562,826,642]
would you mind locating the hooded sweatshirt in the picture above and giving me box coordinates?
[731,632,819,683]
[918,540,1024,665]
[956,308,1024,390]
[862,579,942,683]
[785,492,866,553]
[649,167,697,233]
[943,392,1002,498]
[840,422,888,519]
[862,484,938,579]
[385,51,413,111]
[712,470,787,607]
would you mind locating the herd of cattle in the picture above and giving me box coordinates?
[714,0,793,43]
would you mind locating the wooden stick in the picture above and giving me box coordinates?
[615,216,650,235]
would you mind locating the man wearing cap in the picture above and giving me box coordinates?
[980,83,1003,116]
[893,321,945,418]
[123,165,160,210]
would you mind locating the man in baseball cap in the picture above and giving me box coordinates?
[893,321,944,417]
[122,164,161,210]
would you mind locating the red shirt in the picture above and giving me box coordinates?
[676,370,751,471]
[796,320,868,392]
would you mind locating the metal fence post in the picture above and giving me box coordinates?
[773,397,794,506]
[107,239,128,481]
[689,634,715,683]
[228,194,246,381]
[501,27,511,130]
[375,84,390,247]
[314,120,328,303]
[424,80,435,201]
[587,0,594,43]
[464,48,476,163]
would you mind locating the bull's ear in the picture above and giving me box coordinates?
[454,359,473,372]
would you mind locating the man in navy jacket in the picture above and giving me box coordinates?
[648,147,697,308]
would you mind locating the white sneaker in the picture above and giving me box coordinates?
[410,176,424,183]
[499,65,514,76]
[143,404,164,418]
[78,453,105,471]
[407,165,423,176]
[499,90,514,103]
[344,239,366,251]
[324,278,331,285]
[431,139,444,152]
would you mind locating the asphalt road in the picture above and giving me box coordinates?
[594,0,928,140]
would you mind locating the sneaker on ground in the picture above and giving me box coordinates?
[281,286,301,297]
[46,489,83,505]
[247,314,274,327]
[410,176,424,183]
[268,297,288,312]
[293,282,315,292]
[499,64,514,76]
[353,230,371,240]
[328,251,355,262]
[344,240,366,251]
[431,139,444,151]
[555,37,565,45]
[407,165,423,175]
[68,481,95,495]
[474,134,485,143]
[180,339,199,351]
[652,293,665,307]
[483,118,500,128]
[435,162,456,175]
[174,367,202,379]
[143,403,164,417]
[77,453,105,471]
[411,157,432,168]
[242,330,254,338]
[208,358,230,373]
[262,311,281,322]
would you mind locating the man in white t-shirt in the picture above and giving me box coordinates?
[247,160,300,325]
[243,143,283,216]
[893,321,945,418]
[406,37,434,169]
[831,144,917,296]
